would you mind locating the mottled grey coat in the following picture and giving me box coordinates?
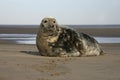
[36,17,103,57]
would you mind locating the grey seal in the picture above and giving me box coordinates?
[36,17,104,57]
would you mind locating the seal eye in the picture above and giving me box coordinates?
[44,20,47,23]
[53,21,56,23]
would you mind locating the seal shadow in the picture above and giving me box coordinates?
[20,51,40,56]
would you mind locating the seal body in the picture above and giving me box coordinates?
[36,17,103,57]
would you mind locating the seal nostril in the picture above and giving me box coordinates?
[51,25,54,28]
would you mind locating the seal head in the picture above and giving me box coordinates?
[40,17,59,36]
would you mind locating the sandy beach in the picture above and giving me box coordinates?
[0,0,120,78]
[0,25,120,80]
[0,43,120,80]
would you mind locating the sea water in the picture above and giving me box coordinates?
[0,34,120,44]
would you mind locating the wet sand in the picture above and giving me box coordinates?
[0,27,120,37]
[0,43,120,80]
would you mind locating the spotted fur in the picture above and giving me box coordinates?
[36,17,104,57]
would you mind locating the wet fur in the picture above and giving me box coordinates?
[36,17,104,57]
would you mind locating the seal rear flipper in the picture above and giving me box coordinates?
[100,50,105,55]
